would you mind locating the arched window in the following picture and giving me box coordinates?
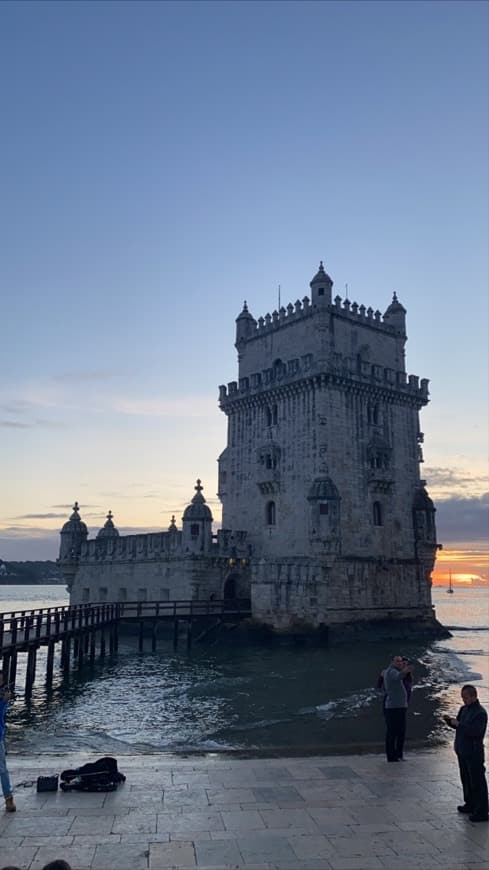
[265,407,272,427]
[266,501,276,526]
[272,404,278,425]
[373,501,383,527]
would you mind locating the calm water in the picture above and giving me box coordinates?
[1,584,487,756]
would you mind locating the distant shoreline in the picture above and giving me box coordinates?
[0,580,65,586]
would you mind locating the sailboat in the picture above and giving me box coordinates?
[447,571,454,594]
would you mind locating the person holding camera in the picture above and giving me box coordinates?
[443,684,488,822]
[383,654,414,762]
[0,672,15,813]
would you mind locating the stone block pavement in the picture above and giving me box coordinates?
[1,747,488,870]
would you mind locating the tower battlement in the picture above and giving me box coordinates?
[219,355,428,407]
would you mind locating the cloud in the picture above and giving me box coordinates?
[0,420,32,428]
[435,493,489,544]
[53,370,127,383]
[424,466,488,497]
[111,395,216,418]
[13,513,68,520]
[51,504,98,509]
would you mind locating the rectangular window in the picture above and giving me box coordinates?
[159,587,170,601]
[99,587,108,602]
[118,587,127,602]
[319,503,329,515]
[82,587,90,602]
[137,588,147,602]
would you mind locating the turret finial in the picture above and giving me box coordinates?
[106,510,113,522]
[195,478,203,494]
[72,501,80,514]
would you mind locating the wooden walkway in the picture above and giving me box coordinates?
[0,599,251,696]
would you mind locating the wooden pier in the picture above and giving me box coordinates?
[0,598,251,696]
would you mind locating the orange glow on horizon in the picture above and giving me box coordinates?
[431,545,488,586]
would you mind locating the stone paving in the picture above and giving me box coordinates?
[0,747,488,870]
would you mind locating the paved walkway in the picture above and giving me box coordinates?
[1,747,488,870]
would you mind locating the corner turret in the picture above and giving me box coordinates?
[383,292,406,336]
[96,510,119,539]
[59,502,88,560]
[235,301,256,348]
[182,479,214,553]
[58,502,88,591]
[310,261,333,307]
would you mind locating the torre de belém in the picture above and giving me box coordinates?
[59,262,444,641]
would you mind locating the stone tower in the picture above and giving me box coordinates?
[218,262,439,635]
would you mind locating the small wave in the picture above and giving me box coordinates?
[226,717,292,732]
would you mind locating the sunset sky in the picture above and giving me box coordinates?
[1,1,487,581]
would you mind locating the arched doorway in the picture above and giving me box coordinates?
[223,574,238,599]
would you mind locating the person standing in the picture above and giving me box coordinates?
[443,684,488,822]
[383,654,414,762]
[0,671,16,812]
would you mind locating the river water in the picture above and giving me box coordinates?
[1,585,487,756]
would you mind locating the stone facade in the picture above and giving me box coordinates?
[59,262,440,638]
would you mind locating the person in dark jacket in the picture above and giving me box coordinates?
[382,654,414,762]
[443,684,488,822]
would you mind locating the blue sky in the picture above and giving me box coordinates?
[0,0,487,571]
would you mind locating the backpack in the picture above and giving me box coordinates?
[60,756,126,792]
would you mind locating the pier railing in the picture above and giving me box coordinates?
[0,603,120,653]
[118,598,251,620]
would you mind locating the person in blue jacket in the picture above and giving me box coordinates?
[444,684,488,822]
[0,671,16,812]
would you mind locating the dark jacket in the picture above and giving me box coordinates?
[455,699,487,759]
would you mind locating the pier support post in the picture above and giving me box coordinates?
[25,647,37,698]
[46,640,55,686]
[89,630,96,664]
[138,621,144,653]
[61,637,71,671]
[2,653,10,682]
[77,635,84,669]
[186,620,193,650]
[151,621,157,652]
[9,652,17,689]
[114,621,119,653]
[173,618,179,649]
[109,626,115,655]
[100,630,106,658]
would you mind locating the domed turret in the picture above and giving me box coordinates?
[383,292,406,335]
[59,502,88,560]
[182,479,213,553]
[235,300,256,346]
[307,476,340,501]
[310,260,333,306]
[96,510,120,539]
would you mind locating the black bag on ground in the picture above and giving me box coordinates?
[60,756,126,792]
[37,775,59,792]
